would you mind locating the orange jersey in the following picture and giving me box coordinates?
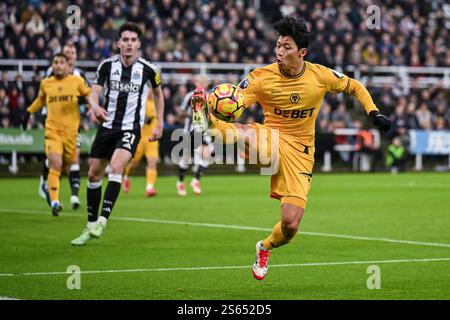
[239,61,378,147]
[141,96,157,137]
[27,75,90,134]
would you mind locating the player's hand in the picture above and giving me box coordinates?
[149,124,163,142]
[86,108,99,124]
[21,112,30,130]
[190,86,207,111]
[369,110,391,132]
[91,104,107,123]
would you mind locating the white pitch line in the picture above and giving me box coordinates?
[1,257,449,277]
[1,208,450,248]
[0,296,19,300]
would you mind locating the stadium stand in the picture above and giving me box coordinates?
[0,0,448,171]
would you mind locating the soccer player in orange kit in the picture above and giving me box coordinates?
[190,17,391,280]
[22,53,91,216]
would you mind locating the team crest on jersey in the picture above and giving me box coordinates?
[332,69,345,79]
[239,78,249,89]
[290,93,300,103]
[132,71,141,80]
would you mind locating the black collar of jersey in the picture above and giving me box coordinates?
[279,62,306,79]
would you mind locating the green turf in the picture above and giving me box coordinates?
[0,172,449,300]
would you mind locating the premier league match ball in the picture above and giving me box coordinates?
[207,83,245,122]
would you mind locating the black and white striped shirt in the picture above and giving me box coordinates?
[180,90,194,132]
[94,55,161,131]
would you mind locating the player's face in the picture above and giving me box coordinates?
[118,31,141,59]
[276,36,307,70]
[52,56,69,77]
[63,46,77,66]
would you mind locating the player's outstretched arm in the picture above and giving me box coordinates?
[345,78,391,132]
[23,81,46,130]
[320,66,391,132]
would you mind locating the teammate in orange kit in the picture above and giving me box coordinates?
[22,53,91,216]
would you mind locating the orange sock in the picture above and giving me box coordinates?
[263,221,290,250]
[209,115,239,144]
[48,168,61,203]
[146,169,157,186]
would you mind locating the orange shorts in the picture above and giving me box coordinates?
[245,123,314,209]
[44,127,77,164]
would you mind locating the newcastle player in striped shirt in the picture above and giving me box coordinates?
[71,22,164,246]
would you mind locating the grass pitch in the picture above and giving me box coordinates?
[0,172,449,300]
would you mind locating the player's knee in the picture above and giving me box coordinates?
[48,159,62,171]
[281,221,299,240]
[108,162,125,174]
[88,170,101,182]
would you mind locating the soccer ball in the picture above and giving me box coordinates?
[207,83,245,122]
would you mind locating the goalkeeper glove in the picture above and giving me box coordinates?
[369,110,391,132]
[21,112,30,130]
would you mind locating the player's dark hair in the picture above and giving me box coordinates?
[64,41,76,48]
[118,22,142,39]
[52,52,68,61]
[273,16,310,50]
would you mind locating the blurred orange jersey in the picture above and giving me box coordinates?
[27,75,90,134]
[141,95,157,138]
[239,61,378,148]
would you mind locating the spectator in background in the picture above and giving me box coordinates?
[405,102,420,130]
[416,103,433,129]
[331,103,353,128]
[317,102,333,133]
[0,71,11,91]
[0,0,448,142]
[331,103,354,163]
[386,136,407,173]
[0,88,10,126]
[389,105,408,138]
[25,10,44,36]
[434,117,447,131]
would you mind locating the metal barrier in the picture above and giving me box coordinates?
[1,59,449,89]
[321,128,380,172]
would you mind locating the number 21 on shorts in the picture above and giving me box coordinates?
[122,132,136,150]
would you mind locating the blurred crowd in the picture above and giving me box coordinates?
[264,0,450,68]
[0,0,449,143]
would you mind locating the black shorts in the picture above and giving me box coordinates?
[89,127,141,160]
